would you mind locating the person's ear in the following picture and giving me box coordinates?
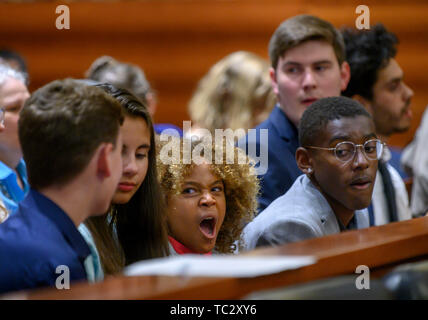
[96,143,114,179]
[340,61,351,92]
[352,94,374,115]
[270,67,279,96]
[296,147,313,176]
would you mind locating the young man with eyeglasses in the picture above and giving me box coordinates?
[238,15,350,213]
[0,64,30,216]
[243,97,375,249]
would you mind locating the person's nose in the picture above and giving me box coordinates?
[403,82,414,102]
[122,154,138,176]
[352,145,370,170]
[302,69,317,90]
[199,191,216,207]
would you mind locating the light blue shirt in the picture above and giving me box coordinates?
[78,223,105,282]
[0,159,29,215]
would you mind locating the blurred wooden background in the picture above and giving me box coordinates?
[0,0,427,148]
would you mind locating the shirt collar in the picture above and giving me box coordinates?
[302,175,362,231]
[168,236,212,256]
[0,160,14,180]
[381,145,392,162]
[24,189,91,261]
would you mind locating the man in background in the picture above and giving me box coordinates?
[342,24,413,225]
[239,14,350,212]
[0,64,30,215]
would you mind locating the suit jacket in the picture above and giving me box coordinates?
[0,189,91,294]
[238,105,302,213]
[242,175,370,250]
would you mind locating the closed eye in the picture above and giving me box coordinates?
[136,153,148,160]
[5,105,21,113]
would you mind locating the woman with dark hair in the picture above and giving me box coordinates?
[80,83,169,278]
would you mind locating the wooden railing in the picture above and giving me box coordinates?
[4,216,428,300]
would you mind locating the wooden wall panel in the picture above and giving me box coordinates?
[0,0,427,148]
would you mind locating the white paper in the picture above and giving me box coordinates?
[124,255,316,278]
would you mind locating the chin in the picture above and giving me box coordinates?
[198,247,214,254]
[112,194,132,205]
[350,199,372,211]
[195,242,215,254]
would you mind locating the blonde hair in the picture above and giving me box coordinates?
[188,51,276,136]
[156,137,259,253]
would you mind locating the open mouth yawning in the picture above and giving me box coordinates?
[199,217,216,239]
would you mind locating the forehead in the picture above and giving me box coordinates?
[316,115,375,146]
[0,77,28,103]
[184,163,221,182]
[375,58,403,85]
[122,116,150,142]
[279,40,338,65]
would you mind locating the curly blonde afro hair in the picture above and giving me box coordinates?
[156,136,259,253]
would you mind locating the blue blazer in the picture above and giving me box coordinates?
[0,189,91,294]
[239,106,302,213]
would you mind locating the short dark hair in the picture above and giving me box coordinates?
[342,24,398,100]
[299,96,372,147]
[269,14,346,70]
[19,79,124,189]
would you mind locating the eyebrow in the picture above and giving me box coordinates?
[183,180,223,187]
[137,144,151,150]
[283,60,333,66]
[329,133,377,145]
[386,77,402,85]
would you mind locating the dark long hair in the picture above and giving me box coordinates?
[86,83,169,275]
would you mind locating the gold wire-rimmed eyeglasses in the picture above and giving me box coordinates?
[304,139,385,163]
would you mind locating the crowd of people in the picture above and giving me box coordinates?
[0,14,426,295]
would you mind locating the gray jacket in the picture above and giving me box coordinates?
[242,174,369,250]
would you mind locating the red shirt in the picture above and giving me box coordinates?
[168,236,212,255]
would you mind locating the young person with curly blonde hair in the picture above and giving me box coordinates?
[157,137,259,254]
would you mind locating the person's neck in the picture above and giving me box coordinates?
[40,181,93,227]
[0,150,22,170]
[333,206,355,228]
[312,179,355,228]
